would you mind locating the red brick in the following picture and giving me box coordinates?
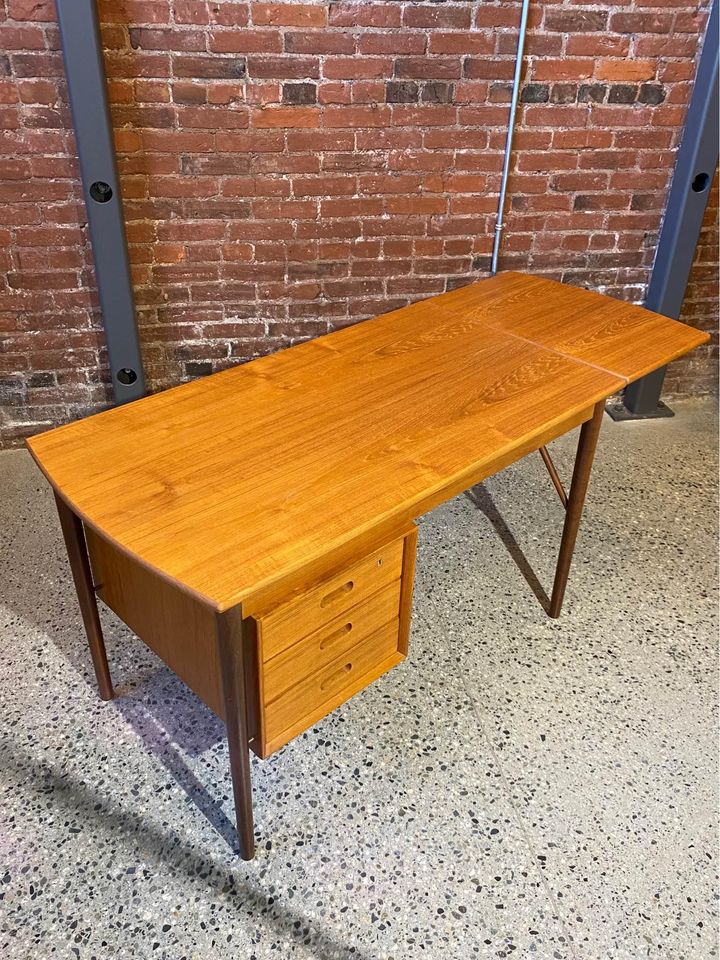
[328,4,401,29]
[357,34,426,56]
[223,176,289,197]
[8,0,56,19]
[99,1,171,23]
[463,59,515,81]
[552,130,613,149]
[395,58,461,80]
[635,35,697,57]
[386,196,447,216]
[429,34,495,55]
[173,1,211,25]
[0,0,715,448]
[324,105,391,128]
[251,106,319,128]
[424,129,487,150]
[595,59,656,82]
[355,129,422,150]
[0,25,47,50]
[285,31,354,55]
[499,34,562,57]
[532,59,594,82]
[130,28,205,51]
[321,198,384,218]
[610,12,675,33]
[517,152,579,172]
[388,150,450,172]
[253,3,326,27]
[175,105,249,129]
[208,30,282,54]
[592,105,653,128]
[323,57,392,80]
[247,56,320,79]
[544,10,608,32]
[392,105,457,127]
[209,3,249,27]
[403,6,472,29]
[566,35,631,57]
[293,176,356,197]
[350,80,386,105]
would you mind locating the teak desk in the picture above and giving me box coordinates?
[27,272,708,860]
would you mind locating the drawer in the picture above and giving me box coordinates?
[262,619,403,754]
[257,536,404,662]
[263,581,401,703]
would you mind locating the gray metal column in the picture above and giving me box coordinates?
[56,0,146,403]
[609,0,718,420]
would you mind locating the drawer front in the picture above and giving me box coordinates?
[258,537,404,662]
[263,581,401,703]
[263,619,402,750]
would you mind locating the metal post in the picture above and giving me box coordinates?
[609,0,718,420]
[56,0,146,403]
[490,0,532,275]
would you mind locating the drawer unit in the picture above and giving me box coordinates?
[250,526,417,758]
[264,620,402,752]
[263,581,402,704]
[258,537,405,662]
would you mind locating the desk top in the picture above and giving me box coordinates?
[28,272,708,612]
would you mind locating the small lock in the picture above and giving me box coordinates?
[377,557,383,567]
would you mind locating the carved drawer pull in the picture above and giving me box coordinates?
[319,622,353,651]
[320,580,354,607]
[320,661,353,692]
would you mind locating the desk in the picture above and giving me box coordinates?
[27,271,708,859]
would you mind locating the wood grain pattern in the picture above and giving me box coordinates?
[435,272,710,384]
[257,537,404,661]
[28,272,704,614]
[261,620,403,756]
[85,525,223,717]
[262,581,401,704]
[398,525,418,657]
[215,606,255,859]
[54,495,114,701]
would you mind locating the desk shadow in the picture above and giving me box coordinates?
[112,668,238,849]
[2,742,375,960]
[465,484,551,612]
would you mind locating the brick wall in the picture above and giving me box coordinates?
[1,0,717,447]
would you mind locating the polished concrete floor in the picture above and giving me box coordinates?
[1,398,717,960]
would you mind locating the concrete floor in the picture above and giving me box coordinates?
[0,398,717,960]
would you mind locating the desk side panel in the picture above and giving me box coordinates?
[84,526,225,719]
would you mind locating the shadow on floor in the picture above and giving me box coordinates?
[1,741,374,960]
[0,456,230,837]
[109,668,238,850]
[465,483,551,612]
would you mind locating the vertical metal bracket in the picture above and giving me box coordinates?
[56,0,146,404]
[609,0,718,420]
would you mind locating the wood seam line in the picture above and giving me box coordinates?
[476,323,631,387]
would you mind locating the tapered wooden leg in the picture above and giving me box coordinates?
[54,493,114,700]
[215,607,255,860]
[548,401,605,618]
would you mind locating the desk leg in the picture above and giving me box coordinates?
[215,608,255,860]
[54,493,114,700]
[548,401,604,619]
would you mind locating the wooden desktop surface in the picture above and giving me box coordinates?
[27,272,708,613]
